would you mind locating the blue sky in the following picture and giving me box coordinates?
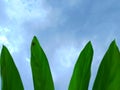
[0,0,120,90]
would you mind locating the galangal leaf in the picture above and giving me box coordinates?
[69,41,93,90]
[31,36,54,90]
[93,40,120,90]
[0,46,24,90]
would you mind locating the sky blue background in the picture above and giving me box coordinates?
[0,0,120,90]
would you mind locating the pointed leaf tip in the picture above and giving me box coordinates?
[109,39,117,48]
[33,36,37,41]
[93,40,120,90]
[0,46,24,90]
[69,41,93,90]
[111,39,116,44]
[87,41,92,47]
[88,41,92,44]
[84,41,93,52]
[31,36,54,90]
[31,36,39,47]
[2,45,7,51]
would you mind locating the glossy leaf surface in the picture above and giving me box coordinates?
[93,40,120,90]
[31,36,54,90]
[69,41,93,90]
[0,46,24,90]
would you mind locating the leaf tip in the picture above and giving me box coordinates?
[87,41,93,49]
[110,39,118,48]
[1,45,8,52]
[111,39,116,44]
[32,36,38,46]
[33,36,37,40]
[87,41,92,45]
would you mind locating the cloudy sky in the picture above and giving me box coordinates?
[0,0,120,90]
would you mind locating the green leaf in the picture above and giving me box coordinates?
[93,40,120,90]
[30,36,54,90]
[68,41,93,90]
[0,46,24,90]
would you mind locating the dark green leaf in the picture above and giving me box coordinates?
[31,36,54,90]
[0,46,24,90]
[68,41,93,90]
[93,40,120,90]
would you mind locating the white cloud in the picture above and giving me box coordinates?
[4,0,49,24]
[0,35,9,44]
[55,46,79,68]
[0,0,120,90]
[0,26,24,54]
[52,42,92,90]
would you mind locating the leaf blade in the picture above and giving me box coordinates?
[69,41,93,90]
[0,46,24,90]
[30,36,54,90]
[93,40,120,90]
